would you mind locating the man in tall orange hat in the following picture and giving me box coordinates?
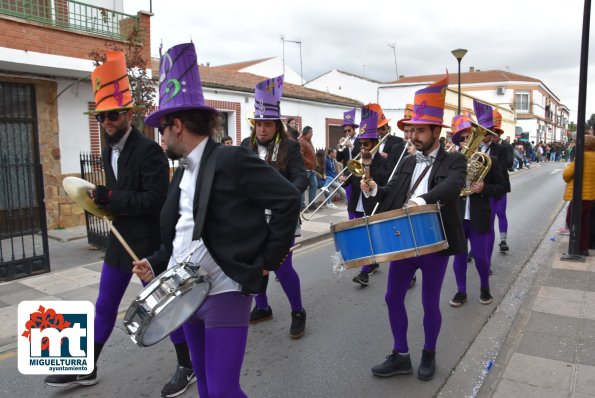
[44,51,194,398]
[361,75,467,381]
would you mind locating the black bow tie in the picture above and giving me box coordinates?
[415,152,434,166]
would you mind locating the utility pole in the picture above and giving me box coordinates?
[281,36,303,85]
[388,43,398,80]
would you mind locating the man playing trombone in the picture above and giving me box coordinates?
[337,108,360,219]
[347,106,389,287]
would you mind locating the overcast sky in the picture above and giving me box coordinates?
[125,0,594,122]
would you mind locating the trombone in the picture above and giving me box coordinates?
[301,134,389,221]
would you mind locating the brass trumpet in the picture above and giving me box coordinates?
[337,136,350,151]
[460,121,497,196]
[301,134,389,221]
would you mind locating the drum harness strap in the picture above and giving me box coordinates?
[404,163,432,256]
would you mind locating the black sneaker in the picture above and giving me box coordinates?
[371,351,413,377]
[44,368,98,387]
[368,263,380,275]
[467,252,473,263]
[418,350,436,381]
[290,309,306,339]
[499,241,509,252]
[249,306,273,324]
[352,271,369,287]
[161,365,196,398]
[449,292,467,307]
[480,288,493,305]
[408,275,417,289]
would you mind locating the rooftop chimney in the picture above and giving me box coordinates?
[469,66,475,72]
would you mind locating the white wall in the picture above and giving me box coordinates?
[241,58,303,85]
[57,79,95,174]
[305,70,379,104]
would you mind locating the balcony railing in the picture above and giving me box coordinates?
[0,0,139,40]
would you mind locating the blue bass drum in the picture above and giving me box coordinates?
[330,203,448,268]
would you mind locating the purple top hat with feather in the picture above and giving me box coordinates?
[145,42,215,127]
[342,108,359,128]
[251,75,285,120]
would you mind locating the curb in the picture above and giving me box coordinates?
[437,200,566,398]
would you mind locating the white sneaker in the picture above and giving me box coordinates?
[326,203,338,209]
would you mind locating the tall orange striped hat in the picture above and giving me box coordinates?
[493,109,504,135]
[87,51,143,114]
[405,74,449,128]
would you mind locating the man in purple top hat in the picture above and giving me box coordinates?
[361,75,467,381]
[348,106,389,287]
[240,75,309,339]
[337,108,361,219]
[449,101,506,309]
[133,44,300,398]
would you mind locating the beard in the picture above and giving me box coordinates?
[414,135,438,154]
[165,148,182,161]
[104,126,128,145]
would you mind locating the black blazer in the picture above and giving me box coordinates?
[387,141,408,172]
[380,134,404,157]
[345,152,389,214]
[367,147,468,256]
[147,139,300,294]
[101,128,169,271]
[459,153,507,232]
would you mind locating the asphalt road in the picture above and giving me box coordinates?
[0,161,567,397]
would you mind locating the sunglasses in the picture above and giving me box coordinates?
[95,110,127,123]
[360,141,374,147]
[344,129,353,133]
[158,122,173,135]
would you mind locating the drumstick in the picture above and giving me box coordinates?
[289,243,301,252]
[103,216,140,262]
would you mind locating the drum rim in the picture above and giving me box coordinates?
[330,203,441,233]
[342,241,449,269]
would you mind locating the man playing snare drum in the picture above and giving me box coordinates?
[361,75,467,382]
[133,43,299,398]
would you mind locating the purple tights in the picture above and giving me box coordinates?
[453,220,491,293]
[183,292,252,398]
[385,253,449,353]
[94,263,185,345]
[254,239,303,311]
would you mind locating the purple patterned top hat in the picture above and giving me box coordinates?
[145,42,215,127]
[473,99,494,130]
[357,107,379,140]
[251,75,285,120]
[342,108,359,128]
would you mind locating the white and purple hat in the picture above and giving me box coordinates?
[251,75,285,120]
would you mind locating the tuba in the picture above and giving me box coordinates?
[460,122,495,196]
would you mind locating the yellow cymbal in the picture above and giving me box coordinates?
[62,176,113,220]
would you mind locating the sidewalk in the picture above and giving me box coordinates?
[0,202,347,350]
[479,207,595,397]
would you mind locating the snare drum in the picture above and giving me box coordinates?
[123,262,211,347]
[331,203,448,268]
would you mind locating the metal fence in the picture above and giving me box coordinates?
[79,152,109,250]
[0,0,139,40]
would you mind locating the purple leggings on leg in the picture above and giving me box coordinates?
[385,253,449,353]
[94,262,185,345]
[183,292,252,398]
[254,239,303,312]
[453,220,491,293]
[487,195,508,261]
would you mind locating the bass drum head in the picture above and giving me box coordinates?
[140,281,211,347]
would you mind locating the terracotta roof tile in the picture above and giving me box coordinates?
[392,70,541,85]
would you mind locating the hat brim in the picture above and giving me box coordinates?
[145,104,217,127]
[378,118,392,128]
[396,118,411,131]
[84,105,145,115]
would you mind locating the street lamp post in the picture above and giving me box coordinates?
[451,48,468,115]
